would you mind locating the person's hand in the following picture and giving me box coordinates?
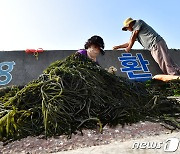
[112,46,120,50]
[125,46,131,52]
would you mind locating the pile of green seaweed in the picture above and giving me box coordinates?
[0,53,180,142]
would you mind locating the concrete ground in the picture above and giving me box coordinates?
[54,132,180,154]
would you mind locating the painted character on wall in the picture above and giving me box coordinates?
[0,61,15,86]
[118,53,152,81]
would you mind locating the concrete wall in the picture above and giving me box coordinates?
[0,49,179,87]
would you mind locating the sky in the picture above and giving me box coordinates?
[0,0,180,51]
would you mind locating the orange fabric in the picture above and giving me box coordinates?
[153,74,180,82]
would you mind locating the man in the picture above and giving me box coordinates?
[113,17,180,75]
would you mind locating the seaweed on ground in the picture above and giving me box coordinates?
[0,53,180,142]
[145,79,180,96]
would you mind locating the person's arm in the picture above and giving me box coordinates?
[125,30,139,52]
[113,42,129,50]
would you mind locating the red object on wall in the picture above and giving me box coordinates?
[25,48,44,53]
[36,48,44,53]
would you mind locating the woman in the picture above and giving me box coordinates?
[77,35,105,62]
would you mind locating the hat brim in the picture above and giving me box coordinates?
[122,26,128,31]
[100,49,105,55]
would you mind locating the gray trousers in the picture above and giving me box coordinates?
[151,39,180,75]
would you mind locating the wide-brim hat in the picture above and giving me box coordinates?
[122,17,135,31]
[92,35,105,55]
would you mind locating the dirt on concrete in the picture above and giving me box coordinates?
[0,121,176,154]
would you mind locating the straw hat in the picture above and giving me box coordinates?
[122,17,135,31]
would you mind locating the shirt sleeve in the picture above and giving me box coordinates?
[77,49,87,56]
[133,20,143,31]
